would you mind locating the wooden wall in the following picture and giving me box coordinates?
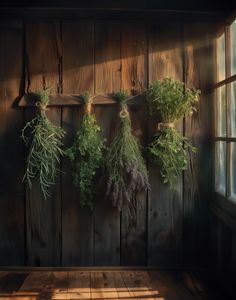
[0,19,215,267]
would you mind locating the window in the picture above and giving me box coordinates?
[214,18,236,203]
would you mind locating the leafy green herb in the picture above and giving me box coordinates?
[146,77,200,188]
[105,90,150,222]
[21,89,65,199]
[66,92,105,211]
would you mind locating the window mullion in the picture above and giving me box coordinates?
[225,25,231,198]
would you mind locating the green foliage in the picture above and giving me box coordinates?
[105,91,150,222]
[146,77,200,188]
[66,95,105,211]
[146,77,200,122]
[149,128,196,189]
[21,89,65,199]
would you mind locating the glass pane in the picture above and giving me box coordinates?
[230,142,236,201]
[230,82,236,137]
[231,20,236,75]
[216,86,227,137]
[217,33,226,81]
[215,141,226,195]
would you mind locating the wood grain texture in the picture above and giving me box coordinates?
[25,22,62,93]
[148,22,184,267]
[0,270,226,300]
[94,22,121,266]
[62,22,95,266]
[18,93,145,107]
[63,22,94,94]
[0,21,25,266]
[121,23,147,95]
[95,23,121,94]
[120,23,148,266]
[184,22,214,267]
[25,22,62,266]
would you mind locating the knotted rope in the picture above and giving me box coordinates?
[157,122,175,131]
[35,101,49,111]
[119,103,129,118]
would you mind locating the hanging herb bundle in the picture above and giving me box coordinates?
[146,77,200,188]
[105,91,150,221]
[21,89,65,199]
[66,92,105,211]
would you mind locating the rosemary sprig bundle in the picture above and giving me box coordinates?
[22,89,65,199]
[105,91,150,221]
[66,92,105,211]
[146,77,200,188]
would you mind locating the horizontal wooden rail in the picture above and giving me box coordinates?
[18,93,145,107]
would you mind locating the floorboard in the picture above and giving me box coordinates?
[0,270,225,300]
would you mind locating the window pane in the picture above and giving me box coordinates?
[230,82,236,137]
[230,143,236,201]
[217,33,226,81]
[231,20,236,75]
[216,86,227,137]
[215,141,226,195]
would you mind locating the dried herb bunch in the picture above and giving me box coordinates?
[146,77,200,188]
[66,92,105,211]
[105,91,150,221]
[22,89,65,199]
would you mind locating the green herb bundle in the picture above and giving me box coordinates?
[146,77,200,188]
[66,93,105,211]
[22,89,65,199]
[105,91,150,221]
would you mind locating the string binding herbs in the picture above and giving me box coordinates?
[146,77,200,188]
[21,89,65,199]
[105,90,150,224]
[66,92,105,211]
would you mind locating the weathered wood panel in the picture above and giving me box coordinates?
[148,22,184,267]
[0,21,25,266]
[121,23,148,266]
[62,22,94,266]
[95,22,121,94]
[25,22,62,266]
[0,20,216,267]
[94,22,121,266]
[121,23,147,95]
[63,22,94,94]
[184,22,214,267]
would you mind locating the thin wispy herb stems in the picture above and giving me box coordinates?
[22,89,65,199]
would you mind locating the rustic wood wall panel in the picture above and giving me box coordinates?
[25,22,62,266]
[0,21,24,265]
[121,23,148,266]
[148,22,184,267]
[121,23,147,95]
[94,22,121,266]
[0,19,215,267]
[184,23,214,267]
[62,22,94,266]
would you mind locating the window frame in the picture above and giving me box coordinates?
[213,15,236,217]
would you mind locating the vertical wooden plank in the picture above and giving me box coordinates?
[25,22,62,266]
[0,21,24,265]
[62,22,94,266]
[148,22,183,267]
[184,22,215,267]
[121,23,147,95]
[94,22,121,266]
[95,22,121,94]
[63,22,94,94]
[120,23,148,266]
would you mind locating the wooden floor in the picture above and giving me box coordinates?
[0,270,225,300]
